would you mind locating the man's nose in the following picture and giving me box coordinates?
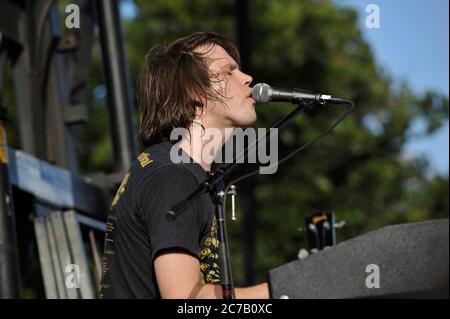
[243,72,253,86]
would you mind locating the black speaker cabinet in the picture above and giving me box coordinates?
[268,218,449,298]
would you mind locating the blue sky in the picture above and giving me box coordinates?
[335,0,449,176]
[121,0,449,176]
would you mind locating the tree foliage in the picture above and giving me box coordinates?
[78,0,448,283]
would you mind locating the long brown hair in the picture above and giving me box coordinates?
[137,32,240,148]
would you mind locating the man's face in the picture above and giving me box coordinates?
[199,44,257,129]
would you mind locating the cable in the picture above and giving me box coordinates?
[223,100,355,203]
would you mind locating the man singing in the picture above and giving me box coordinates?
[99,32,269,299]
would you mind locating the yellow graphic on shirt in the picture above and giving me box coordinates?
[200,215,221,284]
[98,213,117,298]
[138,152,153,168]
[0,126,9,164]
[111,173,130,207]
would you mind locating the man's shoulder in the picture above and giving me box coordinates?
[135,142,172,169]
[136,142,206,179]
[129,142,208,197]
[146,163,198,184]
[131,142,177,177]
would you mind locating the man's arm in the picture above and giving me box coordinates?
[154,251,269,299]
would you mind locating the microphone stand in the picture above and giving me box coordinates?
[166,102,309,299]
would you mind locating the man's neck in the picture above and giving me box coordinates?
[177,124,233,172]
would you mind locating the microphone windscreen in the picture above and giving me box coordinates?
[252,83,271,103]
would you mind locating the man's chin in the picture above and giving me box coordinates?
[228,108,258,127]
[248,111,258,126]
[236,116,257,128]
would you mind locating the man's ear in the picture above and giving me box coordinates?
[195,104,207,120]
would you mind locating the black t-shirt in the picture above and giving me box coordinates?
[98,142,220,299]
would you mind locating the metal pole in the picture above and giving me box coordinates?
[0,107,22,298]
[211,174,235,299]
[96,0,137,171]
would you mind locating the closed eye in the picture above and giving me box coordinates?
[223,63,239,75]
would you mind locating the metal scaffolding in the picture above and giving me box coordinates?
[0,0,137,298]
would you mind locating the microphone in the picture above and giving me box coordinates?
[252,83,349,105]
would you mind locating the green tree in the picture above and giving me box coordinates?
[77,0,448,284]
